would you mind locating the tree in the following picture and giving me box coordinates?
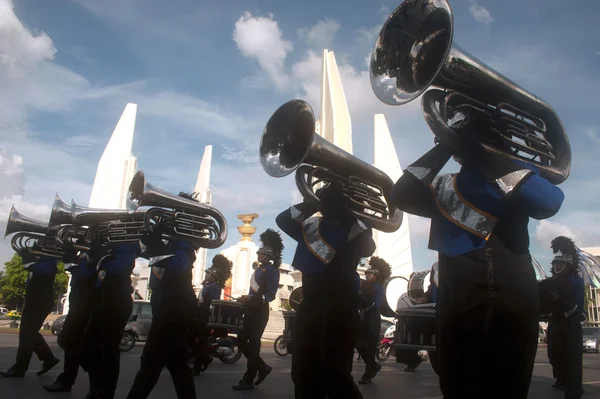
[0,254,68,311]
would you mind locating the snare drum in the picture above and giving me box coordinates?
[282,310,296,344]
[408,270,431,300]
[207,300,246,332]
[394,305,437,351]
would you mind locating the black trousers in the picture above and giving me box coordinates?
[292,269,362,399]
[14,303,54,371]
[192,310,209,369]
[396,349,423,369]
[127,316,196,399]
[81,301,132,398]
[437,247,539,399]
[56,308,92,385]
[549,317,584,399]
[238,302,270,382]
[547,322,560,380]
[356,308,380,376]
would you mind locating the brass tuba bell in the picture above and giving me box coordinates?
[370,0,571,185]
[127,170,228,249]
[5,205,49,237]
[260,99,403,232]
[49,194,74,226]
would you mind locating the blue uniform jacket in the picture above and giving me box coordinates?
[393,158,564,257]
[276,204,376,275]
[568,275,586,320]
[248,265,280,305]
[95,243,140,290]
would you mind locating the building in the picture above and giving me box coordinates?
[63,103,138,315]
[581,247,600,326]
[191,145,212,296]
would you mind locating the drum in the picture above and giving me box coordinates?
[381,276,409,317]
[408,270,431,300]
[394,305,437,351]
[207,300,245,332]
[289,287,303,311]
[282,310,296,344]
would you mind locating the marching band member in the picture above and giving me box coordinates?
[126,192,200,399]
[43,247,97,393]
[0,254,60,378]
[276,184,376,399]
[232,229,282,391]
[191,254,232,375]
[391,134,564,398]
[357,257,391,384]
[80,242,140,399]
[539,237,585,399]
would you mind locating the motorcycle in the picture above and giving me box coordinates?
[120,321,138,352]
[273,334,289,356]
[377,324,395,361]
[187,328,243,366]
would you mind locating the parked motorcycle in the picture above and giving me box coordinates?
[377,324,395,361]
[120,321,138,352]
[187,328,243,366]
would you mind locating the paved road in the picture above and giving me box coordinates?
[0,333,598,398]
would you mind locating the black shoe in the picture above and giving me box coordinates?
[358,374,371,385]
[404,366,416,372]
[37,357,60,376]
[232,380,254,390]
[43,381,73,392]
[0,367,25,378]
[254,365,272,386]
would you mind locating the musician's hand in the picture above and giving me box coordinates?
[237,295,250,304]
[412,297,428,304]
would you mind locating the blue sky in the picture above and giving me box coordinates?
[1,0,599,274]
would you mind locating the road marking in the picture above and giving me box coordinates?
[584,380,600,385]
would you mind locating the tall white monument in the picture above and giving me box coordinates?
[88,103,138,209]
[372,114,414,278]
[63,103,138,315]
[220,214,260,297]
[191,145,212,295]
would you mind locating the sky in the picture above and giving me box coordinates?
[1,0,599,274]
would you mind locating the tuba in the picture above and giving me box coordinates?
[5,206,64,259]
[127,170,228,249]
[370,0,571,185]
[49,194,75,226]
[260,100,403,232]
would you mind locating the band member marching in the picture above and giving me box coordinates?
[191,254,232,375]
[0,253,60,378]
[232,229,282,391]
[357,256,391,384]
[80,242,140,399]
[391,138,564,397]
[126,192,201,399]
[277,185,376,399]
[539,237,585,399]
[43,247,97,392]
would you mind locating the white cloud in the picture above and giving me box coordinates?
[0,148,25,197]
[469,2,494,25]
[233,12,293,91]
[297,18,340,50]
[582,126,600,143]
[535,220,580,246]
[64,134,99,147]
[220,141,257,165]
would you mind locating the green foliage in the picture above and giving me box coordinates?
[280,298,292,311]
[0,254,68,310]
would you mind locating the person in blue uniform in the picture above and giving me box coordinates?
[357,256,391,384]
[539,236,585,399]
[191,254,232,375]
[391,133,564,398]
[277,184,376,399]
[80,242,140,399]
[43,248,97,392]
[0,254,60,378]
[232,229,282,391]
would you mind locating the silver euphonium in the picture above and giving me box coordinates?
[127,170,228,249]
[260,100,403,233]
[5,205,64,259]
[370,0,571,185]
[65,200,148,245]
